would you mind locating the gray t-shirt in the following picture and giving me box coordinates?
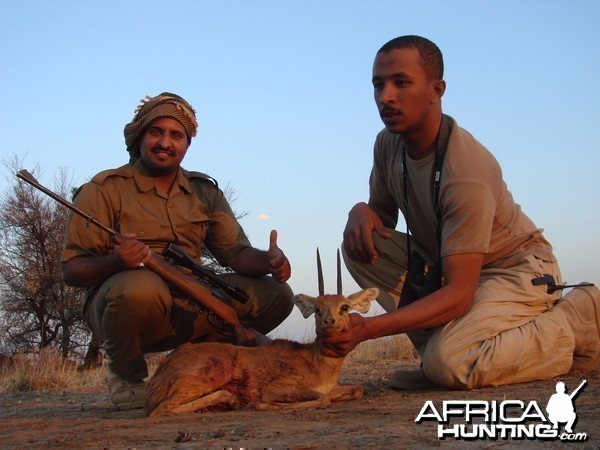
[369,116,555,268]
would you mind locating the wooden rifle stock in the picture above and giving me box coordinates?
[111,231,256,344]
[16,169,262,346]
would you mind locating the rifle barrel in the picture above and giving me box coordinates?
[16,170,116,236]
[569,379,587,399]
[15,169,259,345]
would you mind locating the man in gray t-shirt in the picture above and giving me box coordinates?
[320,35,600,390]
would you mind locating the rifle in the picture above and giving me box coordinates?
[569,379,587,400]
[162,243,249,304]
[16,169,264,346]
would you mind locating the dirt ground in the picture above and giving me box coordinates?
[0,360,598,449]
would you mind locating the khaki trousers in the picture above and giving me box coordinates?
[85,268,293,381]
[344,230,575,389]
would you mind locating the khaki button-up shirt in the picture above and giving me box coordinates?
[62,160,250,268]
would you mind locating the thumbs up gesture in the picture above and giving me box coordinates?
[268,230,291,283]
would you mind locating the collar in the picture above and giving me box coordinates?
[130,160,193,195]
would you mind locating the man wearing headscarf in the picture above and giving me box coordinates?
[61,93,293,410]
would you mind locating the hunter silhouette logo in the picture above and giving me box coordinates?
[415,379,589,441]
[546,380,586,434]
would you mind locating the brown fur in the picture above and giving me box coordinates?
[145,288,379,416]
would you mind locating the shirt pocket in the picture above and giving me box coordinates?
[119,220,164,241]
[185,211,211,246]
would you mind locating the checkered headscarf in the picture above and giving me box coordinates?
[124,92,198,159]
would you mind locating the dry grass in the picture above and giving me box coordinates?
[347,334,420,365]
[0,335,418,393]
[0,349,107,393]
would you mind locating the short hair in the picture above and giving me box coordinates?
[377,35,444,80]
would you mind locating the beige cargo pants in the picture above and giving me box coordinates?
[343,230,576,389]
[85,268,293,381]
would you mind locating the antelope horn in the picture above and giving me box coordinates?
[337,249,342,295]
[317,247,324,296]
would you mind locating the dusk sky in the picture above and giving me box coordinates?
[2,0,598,339]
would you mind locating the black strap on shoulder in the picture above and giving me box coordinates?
[401,114,453,263]
[183,169,219,188]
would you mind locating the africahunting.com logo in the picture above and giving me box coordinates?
[415,380,588,442]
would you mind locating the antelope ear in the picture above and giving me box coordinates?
[293,294,318,318]
[347,288,379,314]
